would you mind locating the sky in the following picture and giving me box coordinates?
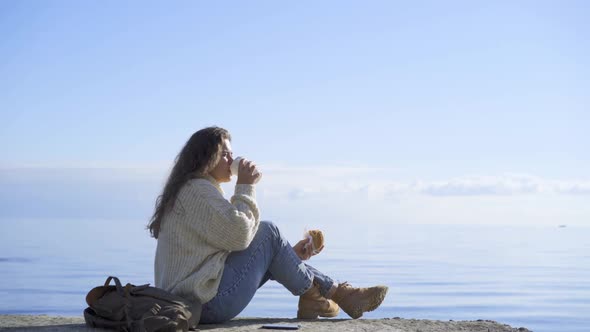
[1,1,589,228]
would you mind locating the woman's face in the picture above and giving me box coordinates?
[208,139,233,183]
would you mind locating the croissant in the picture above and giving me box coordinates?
[306,230,324,255]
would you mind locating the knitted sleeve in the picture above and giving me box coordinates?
[179,179,260,252]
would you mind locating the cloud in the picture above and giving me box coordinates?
[260,171,550,199]
[259,171,590,199]
[553,182,590,195]
[418,174,541,196]
[287,188,317,200]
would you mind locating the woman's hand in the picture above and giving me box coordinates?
[236,158,262,185]
[292,239,313,261]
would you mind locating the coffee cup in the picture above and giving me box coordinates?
[230,157,243,176]
[231,157,262,183]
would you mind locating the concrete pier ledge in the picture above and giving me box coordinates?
[0,315,531,331]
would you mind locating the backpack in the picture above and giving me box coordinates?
[84,276,202,332]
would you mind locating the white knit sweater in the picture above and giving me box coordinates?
[154,176,260,303]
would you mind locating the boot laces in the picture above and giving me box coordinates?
[338,281,353,290]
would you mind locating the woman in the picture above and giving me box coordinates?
[148,126,388,324]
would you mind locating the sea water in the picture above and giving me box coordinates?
[0,218,588,332]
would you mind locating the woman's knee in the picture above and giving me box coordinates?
[258,220,280,237]
[256,220,287,247]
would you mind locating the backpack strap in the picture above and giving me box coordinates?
[104,276,125,296]
[122,283,134,330]
[86,277,124,307]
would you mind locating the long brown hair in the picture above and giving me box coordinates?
[148,126,231,238]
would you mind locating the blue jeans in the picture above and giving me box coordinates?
[199,221,335,324]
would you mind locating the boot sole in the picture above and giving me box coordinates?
[297,309,340,319]
[342,286,388,319]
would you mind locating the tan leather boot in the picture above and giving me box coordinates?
[297,285,340,319]
[331,282,388,319]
